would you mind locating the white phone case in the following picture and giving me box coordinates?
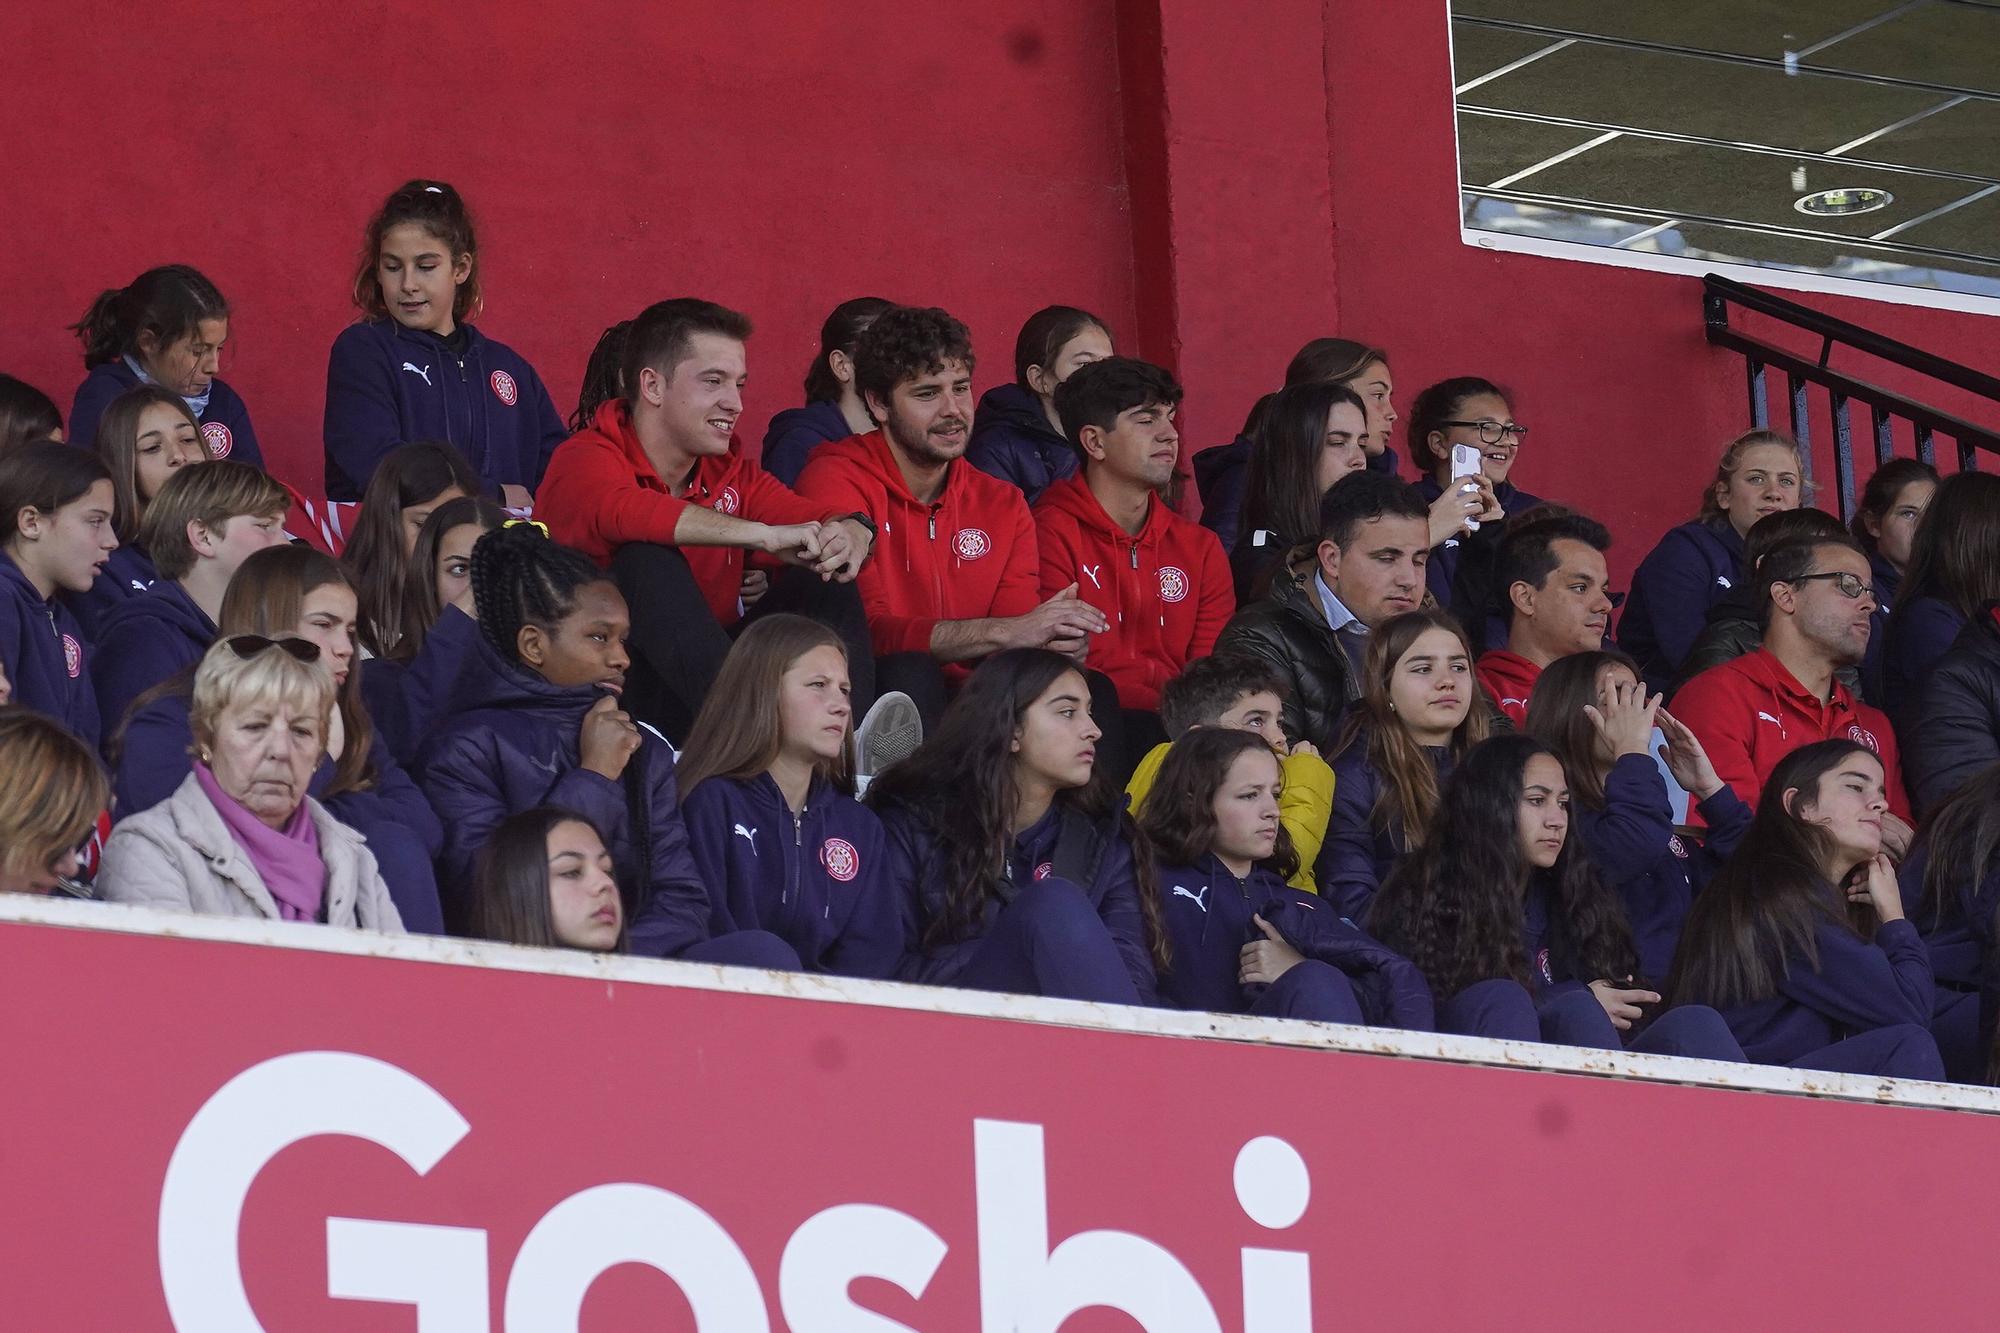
[1450,442,1483,532]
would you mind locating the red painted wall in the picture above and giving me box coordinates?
[0,0,1139,493]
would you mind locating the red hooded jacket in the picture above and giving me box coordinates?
[1670,646,1909,819]
[536,401,838,625]
[1475,649,1542,727]
[796,430,1039,656]
[1033,474,1233,710]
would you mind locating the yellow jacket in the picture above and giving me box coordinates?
[1125,739,1335,893]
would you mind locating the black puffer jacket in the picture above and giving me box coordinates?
[1676,586,1861,700]
[1212,571,1357,754]
[1908,604,2000,815]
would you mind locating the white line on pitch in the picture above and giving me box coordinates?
[1827,95,1969,156]
[1616,219,1681,248]
[1793,0,1929,58]
[1870,182,2000,239]
[1455,38,1575,95]
[1487,131,1622,189]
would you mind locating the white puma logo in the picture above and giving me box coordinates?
[1716,575,1733,590]
[733,823,758,851]
[1171,884,1208,912]
[1081,564,1103,589]
[401,362,434,386]
[1756,711,1782,726]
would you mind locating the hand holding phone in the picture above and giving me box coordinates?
[1450,443,1485,532]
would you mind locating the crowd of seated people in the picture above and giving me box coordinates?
[9,174,2000,1091]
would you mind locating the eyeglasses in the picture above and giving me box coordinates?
[1439,420,1528,447]
[224,634,321,664]
[1789,572,1874,601]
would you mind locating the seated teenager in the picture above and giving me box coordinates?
[324,180,565,505]
[1231,380,1371,603]
[1126,654,1334,894]
[866,648,1162,1002]
[92,461,290,737]
[1195,393,1271,554]
[0,375,64,452]
[363,494,507,765]
[536,298,877,742]
[1403,376,1540,615]
[674,615,903,978]
[1882,471,2000,738]
[1669,740,1946,1080]
[99,636,404,931]
[1850,459,1936,706]
[0,708,108,896]
[71,385,208,638]
[763,297,893,485]
[1142,727,1432,1028]
[0,443,118,746]
[1474,512,1614,725]
[1896,764,2000,1082]
[1526,650,1749,983]
[340,440,480,658]
[968,306,1114,504]
[1673,535,1909,829]
[1214,470,1433,754]
[1037,356,1232,771]
[1620,430,1805,693]
[1319,609,1491,921]
[1369,735,1745,1059]
[415,522,797,966]
[112,545,446,933]
[797,305,1106,730]
[67,264,261,465]
[1909,597,2000,816]
[466,807,628,952]
[1675,507,1851,692]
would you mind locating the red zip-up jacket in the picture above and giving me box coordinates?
[537,400,838,625]
[796,430,1039,656]
[1475,649,1542,728]
[1033,474,1232,710]
[1671,646,1909,818]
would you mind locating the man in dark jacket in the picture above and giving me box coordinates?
[1214,471,1430,753]
[1908,603,2000,814]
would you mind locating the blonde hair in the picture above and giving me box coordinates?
[188,638,334,757]
[675,615,852,795]
[1696,429,1814,522]
[0,710,108,884]
[139,460,290,580]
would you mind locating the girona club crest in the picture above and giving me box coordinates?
[820,838,859,882]
[490,370,519,406]
[714,486,741,516]
[954,528,991,561]
[200,421,233,459]
[62,634,82,679]
[1847,724,1881,753]
[1158,566,1189,603]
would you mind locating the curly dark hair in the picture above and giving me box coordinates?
[1405,375,1510,477]
[1367,734,1638,1000]
[853,305,976,412]
[470,522,613,666]
[570,319,632,432]
[866,648,1168,970]
[352,180,480,323]
[1139,728,1300,882]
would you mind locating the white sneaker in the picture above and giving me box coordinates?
[855,691,924,777]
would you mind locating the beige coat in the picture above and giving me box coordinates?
[100,773,404,932]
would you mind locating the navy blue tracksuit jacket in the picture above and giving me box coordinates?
[1883,594,1965,739]
[1157,855,1433,1027]
[0,554,100,748]
[760,400,852,487]
[1316,733,1450,923]
[1713,912,1935,1065]
[360,606,482,765]
[323,319,566,500]
[91,578,213,744]
[966,382,1074,506]
[682,771,904,978]
[69,360,264,467]
[67,544,158,643]
[1620,518,1746,696]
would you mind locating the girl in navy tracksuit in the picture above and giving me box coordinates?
[1849,459,1935,707]
[1403,377,1539,615]
[0,443,118,747]
[1881,471,2000,736]
[1619,430,1805,694]
[1897,763,2000,1082]
[1526,650,1751,983]
[1317,609,1491,921]
[1141,727,1432,1028]
[323,180,566,503]
[867,648,1164,1003]
[1369,734,1745,1059]
[414,522,796,967]
[67,264,262,467]
[1231,381,1372,602]
[361,494,506,765]
[761,297,891,486]
[468,807,631,952]
[110,545,446,934]
[967,306,1112,505]
[1670,739,1946,1080]
[674,615,903,977]
[69,385,207,638]
[340,441,482,658]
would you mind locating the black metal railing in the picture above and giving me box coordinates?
[1701,274,2000,519]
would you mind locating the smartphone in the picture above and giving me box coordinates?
[1450,442,1484,532]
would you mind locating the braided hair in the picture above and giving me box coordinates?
[469,522,611,667]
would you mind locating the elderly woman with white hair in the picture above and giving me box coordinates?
[99,635,403,930]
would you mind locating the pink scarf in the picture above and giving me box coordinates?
[194,763,325,922]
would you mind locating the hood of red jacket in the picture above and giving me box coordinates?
[584,399,750,494]
[1476,649,1542,710]
[1036,473,1170,547]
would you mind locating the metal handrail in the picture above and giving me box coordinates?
[1701,274,2000,519]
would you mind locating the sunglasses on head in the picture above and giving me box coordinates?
[224,634,321,664]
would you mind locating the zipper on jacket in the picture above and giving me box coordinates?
[788,805,804,908]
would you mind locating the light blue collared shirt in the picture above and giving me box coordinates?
[125,354,210,418]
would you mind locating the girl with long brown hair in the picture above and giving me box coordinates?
[675,615,902,977]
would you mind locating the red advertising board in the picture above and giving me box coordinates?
[2,896,1994,1330]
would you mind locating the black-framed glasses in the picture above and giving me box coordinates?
[1789,572,1874,601]
[224,634,321,663]
[1439,420,1528,447]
